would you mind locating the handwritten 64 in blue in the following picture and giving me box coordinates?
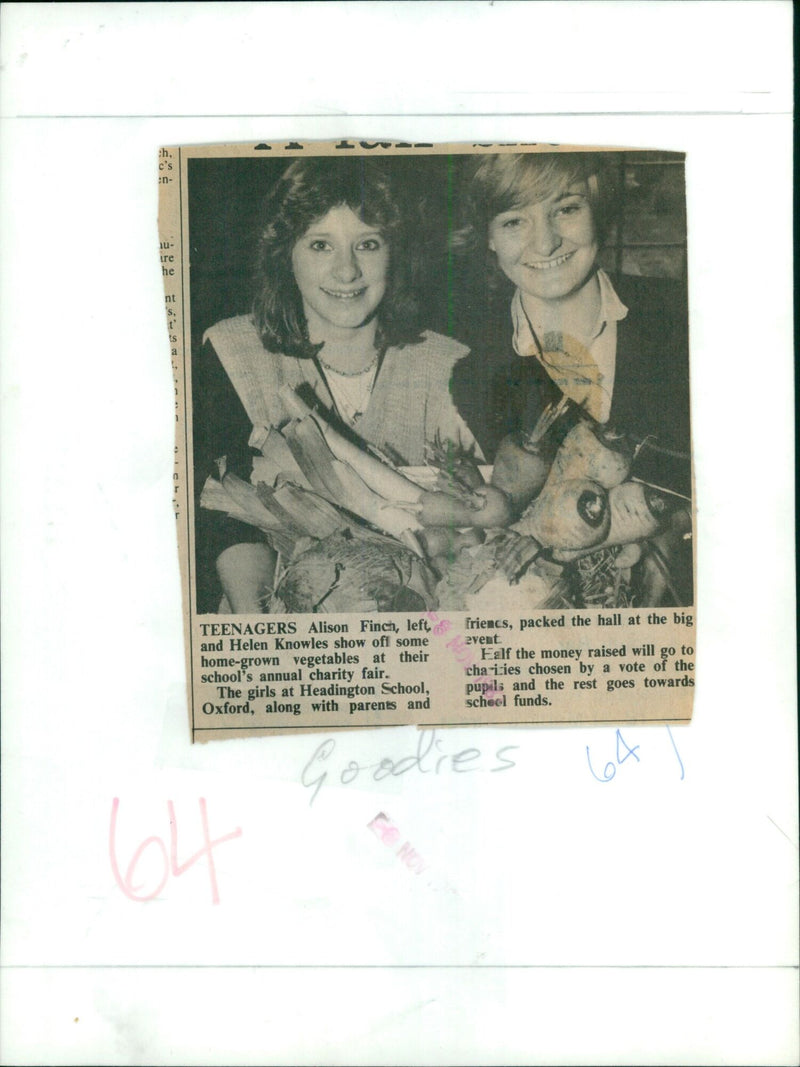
[586,726,685,783]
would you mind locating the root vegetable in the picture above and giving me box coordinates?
[614,542,643,569]
[548,420,631,489]
[420,526,484,559]
[490,395,576,512]
[513,478,610,549]
[419,485,512,529]
[425,437,486,491]
[553,482,672,562]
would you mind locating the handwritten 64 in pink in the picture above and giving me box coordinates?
[109,798,242,904]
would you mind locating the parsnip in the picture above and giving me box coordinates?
[513,478,610,549]
[553,482,671,561]
[328,457,425,544]
[547,420,630,490]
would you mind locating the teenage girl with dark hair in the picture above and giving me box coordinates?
[194,157,476,612]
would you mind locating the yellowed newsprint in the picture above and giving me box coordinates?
[159,140,695,741]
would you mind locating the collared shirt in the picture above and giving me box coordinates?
[510,269,628,423]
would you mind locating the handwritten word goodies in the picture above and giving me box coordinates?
[107,729,685,910]
[301,729,519,805]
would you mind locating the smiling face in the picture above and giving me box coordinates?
[487,182,599,306]
[291,204,389,340]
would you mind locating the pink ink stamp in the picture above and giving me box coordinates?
[425,611,504,702]
[367,812,427,874]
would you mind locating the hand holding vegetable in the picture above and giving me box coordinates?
[491,530,547,585]
[491,432,553,513]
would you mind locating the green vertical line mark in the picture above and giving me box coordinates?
[446,154,455,340]
[444,154,458,485]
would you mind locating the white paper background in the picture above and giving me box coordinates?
[1,3,797,1065]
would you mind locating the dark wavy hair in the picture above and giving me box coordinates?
[453,152,620,292]
[252,157,423,358]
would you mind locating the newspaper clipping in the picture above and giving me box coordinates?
[159,141,695,741]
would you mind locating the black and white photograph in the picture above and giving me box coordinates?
[187,145,693,617]
[4,3,795,1064]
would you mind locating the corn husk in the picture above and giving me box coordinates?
[279,385,424,504]
[199,472,295,557]
[249,425,312,489]
[281,412,424,548]
[200,466,356,559]
[256,479,347,542]
[199,475,273,531]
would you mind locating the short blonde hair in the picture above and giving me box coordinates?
[455,151,618,255]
